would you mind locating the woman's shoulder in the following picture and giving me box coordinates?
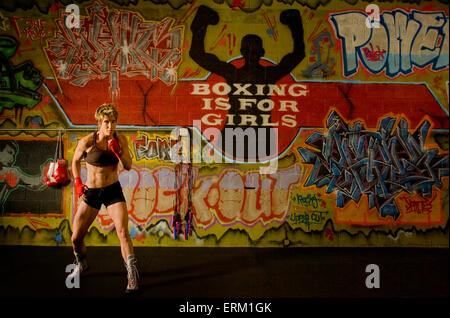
[79,132,95,148]
[115,132,128,143]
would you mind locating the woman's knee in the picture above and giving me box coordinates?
[71,232,84,246]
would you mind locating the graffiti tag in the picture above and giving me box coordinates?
[45,1,182,98]
[330,9,449,77]
[400,194,436,215]
[362,43,386,62]
[10,16,51,41]
[291,193,323,209]
[286,210,329,230]
[133,134,176,162]
[297,110,449,220]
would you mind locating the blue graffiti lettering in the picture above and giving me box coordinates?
[297,111,449,220]
[329,9,449,77]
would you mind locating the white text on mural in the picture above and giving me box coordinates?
[191,83,308,127]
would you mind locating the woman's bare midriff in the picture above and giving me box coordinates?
[85,163,119,188]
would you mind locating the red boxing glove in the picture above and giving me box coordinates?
[108,138,122,158]
[75,177,86,197]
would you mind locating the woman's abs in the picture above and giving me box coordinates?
[85,163,118,188]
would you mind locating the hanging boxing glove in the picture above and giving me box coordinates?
[45,162,58,187]
[53,158,70,185]
[46,129,70,187]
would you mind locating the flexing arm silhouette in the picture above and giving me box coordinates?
[190,5,305,83]
[268,9,305,82]
[190,6,235,78]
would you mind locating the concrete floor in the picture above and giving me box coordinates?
[0,246,447,313]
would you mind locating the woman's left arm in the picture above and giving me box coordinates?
[117,134,132,170]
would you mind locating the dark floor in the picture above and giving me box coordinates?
[0,246,447,313]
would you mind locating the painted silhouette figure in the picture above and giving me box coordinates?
[190,5,305,161]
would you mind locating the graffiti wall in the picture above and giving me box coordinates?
[0,0,448,247]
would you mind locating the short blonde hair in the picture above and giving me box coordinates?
[95,103,118,122]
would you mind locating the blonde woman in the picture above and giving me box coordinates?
[69,103,139,293]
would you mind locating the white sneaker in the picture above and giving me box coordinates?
[125,254,139,293]
[67,253,89,279]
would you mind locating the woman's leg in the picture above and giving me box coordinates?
[71,201,100,256]
[106,201,134,262]
[107,201,138,292]
[68,201,99,279]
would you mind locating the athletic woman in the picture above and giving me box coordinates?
[69,103,138,293]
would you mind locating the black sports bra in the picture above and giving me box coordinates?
[84,132,119,167]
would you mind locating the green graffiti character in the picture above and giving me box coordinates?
[0,36,43,113]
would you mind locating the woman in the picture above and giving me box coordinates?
[69,103,138,293]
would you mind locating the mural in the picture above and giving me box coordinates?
[0,36,43,118]
[0,0,448,247]
[189,5,305,161]
[0,139,56,215]
[44,1,183,125]
[330,8,449,77]
[298,110,448,221]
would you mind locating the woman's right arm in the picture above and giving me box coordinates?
[72,135,89,180]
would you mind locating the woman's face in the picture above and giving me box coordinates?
[0,144,16,167]
[98,115,117,137]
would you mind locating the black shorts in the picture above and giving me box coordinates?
[83,181,126,210]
